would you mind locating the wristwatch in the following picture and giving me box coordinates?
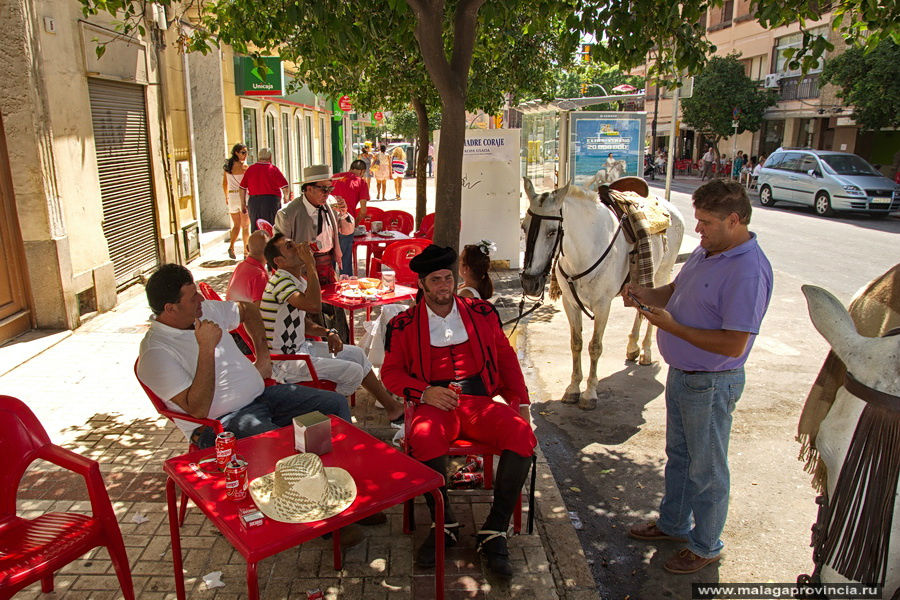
[327,328,339,337]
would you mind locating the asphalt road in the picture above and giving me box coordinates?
[523,178,899,599]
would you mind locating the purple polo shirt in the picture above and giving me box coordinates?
[657,233,773,372]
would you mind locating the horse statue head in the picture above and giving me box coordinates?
[521,177,567,296]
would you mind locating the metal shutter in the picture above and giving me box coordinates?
[88,79,159,288]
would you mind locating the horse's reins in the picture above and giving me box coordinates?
[502,209,565,334]
[556,212,627,320]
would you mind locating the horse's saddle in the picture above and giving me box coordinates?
[599,177,672,288]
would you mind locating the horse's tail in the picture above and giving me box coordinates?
[549,259,562,301]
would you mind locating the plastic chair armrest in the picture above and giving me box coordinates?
[156,408,223,434]
[36,444,119,523]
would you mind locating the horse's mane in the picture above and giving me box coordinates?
[565,184,601,207]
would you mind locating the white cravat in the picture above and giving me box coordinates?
[426,302,468,347]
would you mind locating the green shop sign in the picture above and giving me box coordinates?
[234,57,284,96]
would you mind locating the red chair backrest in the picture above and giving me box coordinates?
[381,238,432,287]
[357,207,385,231]
[0,395,52,507]
[414,212,435,239]
[133,360,224,440]
[382,210,414,234]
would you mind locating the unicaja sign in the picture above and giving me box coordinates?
[235,56,285,96]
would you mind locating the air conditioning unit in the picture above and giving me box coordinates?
[764,73,782,89]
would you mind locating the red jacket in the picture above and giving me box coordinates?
[382,297,528,407]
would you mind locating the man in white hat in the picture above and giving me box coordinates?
[274,164,342,285]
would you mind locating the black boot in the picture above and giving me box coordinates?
[416,456,460,568]
[476,450,533,578]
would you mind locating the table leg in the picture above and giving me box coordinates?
[347,309,355,345]
[430,489,445,600]
[246,561,259,600]
[332,528,342,570]
[166,478,186,600]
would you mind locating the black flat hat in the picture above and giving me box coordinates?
[409,244,457,276]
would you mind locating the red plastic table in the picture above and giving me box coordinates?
[164,417,445,599]
[320,283,416,345]
[352,231,410,276]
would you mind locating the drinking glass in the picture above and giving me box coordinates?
[339,274,349,291]
[348,276,359,291]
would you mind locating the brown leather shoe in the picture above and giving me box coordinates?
[663,548,720,574]
[628,521,687,542]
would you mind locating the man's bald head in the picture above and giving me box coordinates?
[247,229,269,258]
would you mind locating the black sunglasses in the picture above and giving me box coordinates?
[313,184,334,193]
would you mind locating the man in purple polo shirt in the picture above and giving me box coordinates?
[623,179,773,574]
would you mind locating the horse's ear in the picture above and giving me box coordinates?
[523,177,536,201]
[555,183,570,200]
[802,285,865,366]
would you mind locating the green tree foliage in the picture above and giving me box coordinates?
[681,54,777,153]
[388,110,442,141]
[550,60,644,108]
[821,40,900,131]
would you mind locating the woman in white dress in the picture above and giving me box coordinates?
[458,241,495,300]
[222,143,250,259]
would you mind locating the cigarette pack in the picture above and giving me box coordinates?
[293,411,332,454]
[238,506,265,528]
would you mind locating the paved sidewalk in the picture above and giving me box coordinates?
[1,234,599,599]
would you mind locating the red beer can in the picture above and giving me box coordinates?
[448,382,462,396]
[215,431,236,471]
[225,458,248,501]
[458,456,483,474]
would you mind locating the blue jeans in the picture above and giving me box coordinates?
[656,367,745,558]
[338,232,355,276]
[194,383,350,448]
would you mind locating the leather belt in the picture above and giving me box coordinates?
[430,376,487,396]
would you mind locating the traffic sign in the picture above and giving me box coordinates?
[374,111,384,122]
[338,95,352,112]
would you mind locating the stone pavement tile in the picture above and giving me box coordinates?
[291,577,342,599]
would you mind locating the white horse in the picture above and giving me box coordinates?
[521,178,684,410]
[802,285,899,599]
[588,160,627,189]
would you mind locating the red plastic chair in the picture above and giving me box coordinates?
[413,212,435,239]
[357,207,385,232]
[382,210,414,234]
[400,397,535,537]
[255,219,274,237]
[0,396,135,599]
[380,238,433,288]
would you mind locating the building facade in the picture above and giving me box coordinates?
[639,5,900,171]
[0,1,349,346]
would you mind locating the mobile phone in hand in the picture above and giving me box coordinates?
[628,292,651,311]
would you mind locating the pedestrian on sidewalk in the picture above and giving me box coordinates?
[624,179,773,574]
[700,146,715,181]
[222,143,250,259]
[239,148,290,232]
[373,145,391,201]
[391,146,407,200]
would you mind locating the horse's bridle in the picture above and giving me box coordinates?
[523,205,626,320]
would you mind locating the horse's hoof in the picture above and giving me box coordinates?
[562,392,580,404]
[626,350,640,362]
[578,396,597,411]
[639,355,654,366]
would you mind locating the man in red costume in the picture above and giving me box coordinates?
[381,244,535,578]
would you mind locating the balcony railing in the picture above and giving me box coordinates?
[779,73,821,101]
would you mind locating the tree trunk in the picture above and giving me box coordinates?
[432,98,465,249]
[411,97,429,229]
[407,0,485,252]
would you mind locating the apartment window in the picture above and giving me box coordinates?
[265,112,277,160]
[720,0,734,24]
[281,113,291,184]
[773,27,826,74]
[319,115,327,163]
[306,115,314,167]
[241,107,258,164]
[742,55,767,82]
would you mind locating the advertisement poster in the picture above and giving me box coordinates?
[435,129,521,268]
[568,112,646,189]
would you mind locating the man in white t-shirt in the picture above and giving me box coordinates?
[137,263,350,448]
[701,146,715,181]
[260,234,406,426]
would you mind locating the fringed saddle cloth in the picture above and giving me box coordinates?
[599,187,671,287]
